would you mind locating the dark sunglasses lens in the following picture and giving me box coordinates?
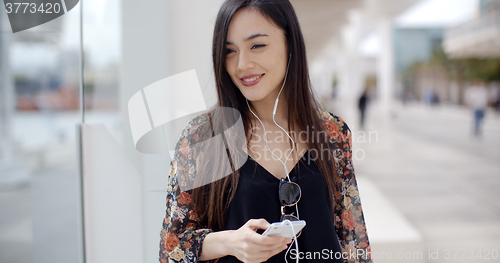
[279,182,301,205]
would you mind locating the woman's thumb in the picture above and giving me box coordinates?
[247,218,270,231]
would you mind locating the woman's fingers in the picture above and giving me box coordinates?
[245,219,293,246]
[230,219,294,262]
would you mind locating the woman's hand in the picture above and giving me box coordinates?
[227,219,292,263]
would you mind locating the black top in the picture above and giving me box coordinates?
[217,149,343,262]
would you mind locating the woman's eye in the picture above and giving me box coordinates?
[226,48,235,55]
[251,44,266,49]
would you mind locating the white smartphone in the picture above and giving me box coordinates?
[262,220,306,239]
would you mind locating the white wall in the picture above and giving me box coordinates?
[82,124,143,263]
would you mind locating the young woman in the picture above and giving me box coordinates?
[160,0,372,262]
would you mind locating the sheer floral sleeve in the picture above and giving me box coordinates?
[159,113,219,263]
[320,111,372,263]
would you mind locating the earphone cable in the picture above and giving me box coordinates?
[245,54,301,262]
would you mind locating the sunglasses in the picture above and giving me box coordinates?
[279,178,302,237]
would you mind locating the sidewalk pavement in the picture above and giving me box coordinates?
[350,101,500,262]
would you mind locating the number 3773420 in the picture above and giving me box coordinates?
[4,2,62,14]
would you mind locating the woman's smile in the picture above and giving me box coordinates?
[241,73,265,86]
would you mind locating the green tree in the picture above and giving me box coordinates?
[426,47,499,105]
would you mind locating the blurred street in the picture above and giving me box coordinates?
[353,101,500,262]
[0,147,80,263]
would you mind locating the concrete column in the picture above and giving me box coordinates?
[119,1,223,262]
[0,2,21,189]
[310,57,336,107]
[377,17,395,113]
[0,6,13,156]
[82,124,143,263]
[338,11,365,126]
[120,1,172,262]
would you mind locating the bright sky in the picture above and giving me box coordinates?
[395,0,479,27]
[360,0,479,56]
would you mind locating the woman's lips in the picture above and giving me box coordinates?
[241,73,264,86]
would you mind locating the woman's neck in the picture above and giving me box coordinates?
[248,91,288,125]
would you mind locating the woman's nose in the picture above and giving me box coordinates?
[237,52,255,71]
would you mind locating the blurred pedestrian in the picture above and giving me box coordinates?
[430,90,440,106]
[492,81,500,112]
[465,80,489,138]
[358,89,369,130]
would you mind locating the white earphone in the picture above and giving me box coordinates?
[245,53,299,216]
[246,53,294,180]
[246,53,301,263]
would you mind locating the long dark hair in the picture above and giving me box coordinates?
[192,0,337,231]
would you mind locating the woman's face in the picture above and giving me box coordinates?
[225,8,288,104]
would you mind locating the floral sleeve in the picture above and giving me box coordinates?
[322,111,372,263]
[159,114,219,263]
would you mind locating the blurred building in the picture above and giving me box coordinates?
[394,28,445,102]
[443,0,500,58]
[394,28,443,73]
[392,0,500,105]
[300,0,421,122]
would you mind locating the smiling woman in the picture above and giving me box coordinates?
[159,1,372,262]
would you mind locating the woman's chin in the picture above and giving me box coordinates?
[241,92,265,103]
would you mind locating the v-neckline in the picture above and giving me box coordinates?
[247,148,310,181]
